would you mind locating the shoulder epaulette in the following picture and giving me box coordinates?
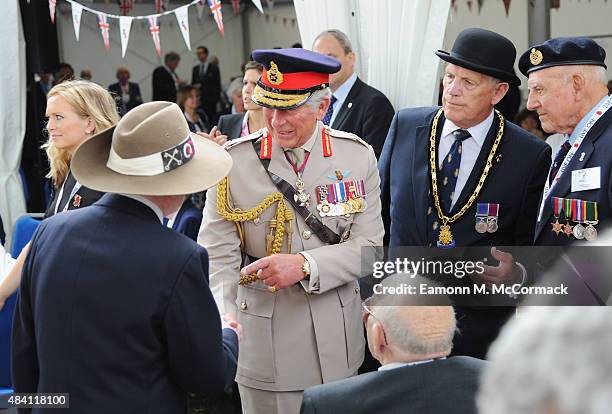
[328,127,369,147]
[223,128,266,151]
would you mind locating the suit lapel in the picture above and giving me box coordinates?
[413,112,440,244]
[331,78,363,130]
[534,107,612,240]
[449,113,499,215]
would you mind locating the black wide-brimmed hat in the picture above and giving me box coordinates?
[436,28,521,86]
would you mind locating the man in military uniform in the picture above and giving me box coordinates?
[198,48,384,414]
[519,37,612,246]
[379,28,551,359]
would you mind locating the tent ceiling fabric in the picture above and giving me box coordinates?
[0,0,27,248]
[293,0,451,110]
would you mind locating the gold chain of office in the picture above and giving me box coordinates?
[216,176,293,285]
[429,108,505,238]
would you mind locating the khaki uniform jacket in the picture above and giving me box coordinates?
[198,121,384,392]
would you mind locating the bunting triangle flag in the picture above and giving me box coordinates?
[251,0,264,13]
[97,13,111,50]
[232,0,240,16]
[71,2,83,40]
[196,0,206,20]
[119,16,133,58]
[503,0,511,16]
[174,6,191,50]
[49,0,57,24]
[148,16,162,57]
[208,0,224,36]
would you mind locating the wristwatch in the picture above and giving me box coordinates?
[298,253,311,280]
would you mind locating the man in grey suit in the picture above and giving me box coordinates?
[300,276,485,414]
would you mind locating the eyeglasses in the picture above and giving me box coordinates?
[361,297,388,346]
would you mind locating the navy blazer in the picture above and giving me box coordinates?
[217,113,246,140]
[108,81,143,116]
[534,106,612,245]
[301,356,486,414]
[12,194,238,413]
[331,77,395,159]
[379,107,551,359]
[152,66,177,102]
[380,107,551,248]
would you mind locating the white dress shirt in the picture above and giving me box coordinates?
[438,110,494,208]
[378,357,446,371]
[120,194,165,224]
[329,73,358,126]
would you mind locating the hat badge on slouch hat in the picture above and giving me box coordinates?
[71,101,232,196]
[251,48,341,110]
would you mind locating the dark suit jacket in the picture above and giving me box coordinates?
[44,170,103,218]
[300,356,486,414]
[534,105,612,245]
[192,63,221,110]
[172,198,203,242]
[152,66,177,102]
[108,81,143,116]
[12,194,238,413]
[217,113,246,140]
[379,107,551,358]
[331,77,394,159]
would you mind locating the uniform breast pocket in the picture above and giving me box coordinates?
[235,286,276,382]
[321,214,355,241]
[234,203,277,258]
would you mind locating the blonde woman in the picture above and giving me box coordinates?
[0,80,119,310]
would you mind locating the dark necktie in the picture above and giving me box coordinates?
[549,140,571,185]
[426,129,471,245]
[439,129,471,214]
[322,95,337,126]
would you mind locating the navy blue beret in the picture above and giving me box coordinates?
[519,37,606,76]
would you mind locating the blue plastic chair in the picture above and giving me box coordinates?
[10,216,42,258]
[1,215,41,393]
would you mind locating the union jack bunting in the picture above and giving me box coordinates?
[118,0,134,15]
[48,0,57,24]
[97,13,111,50]
[148,16,161,57]
[208,0,224,36]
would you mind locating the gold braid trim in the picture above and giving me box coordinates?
[216,176,293,285]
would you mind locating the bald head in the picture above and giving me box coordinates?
[375,305,455,357]
[365,275,456,364]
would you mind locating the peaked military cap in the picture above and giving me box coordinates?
[251,48,341,110]
[519,37,607,76]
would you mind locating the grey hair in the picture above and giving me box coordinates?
[306,87,332,113]
[477,307,612,414]
[313,29,353,54]
[561,65,607,85]
[375,305,456,355]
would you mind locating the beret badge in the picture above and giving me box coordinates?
[267,61,284,86]
[530,48,544,66]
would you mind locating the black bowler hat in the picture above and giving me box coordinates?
[251,48,341,110]
[518,37,607,77]
[436,28,521,86]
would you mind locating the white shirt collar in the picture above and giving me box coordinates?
[120,194,165,223]
[333,73,358,103]
[441,110,494,146]
[378,357,446,371]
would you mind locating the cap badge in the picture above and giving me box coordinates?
[267,61,284,86]
[530,48,543,66]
